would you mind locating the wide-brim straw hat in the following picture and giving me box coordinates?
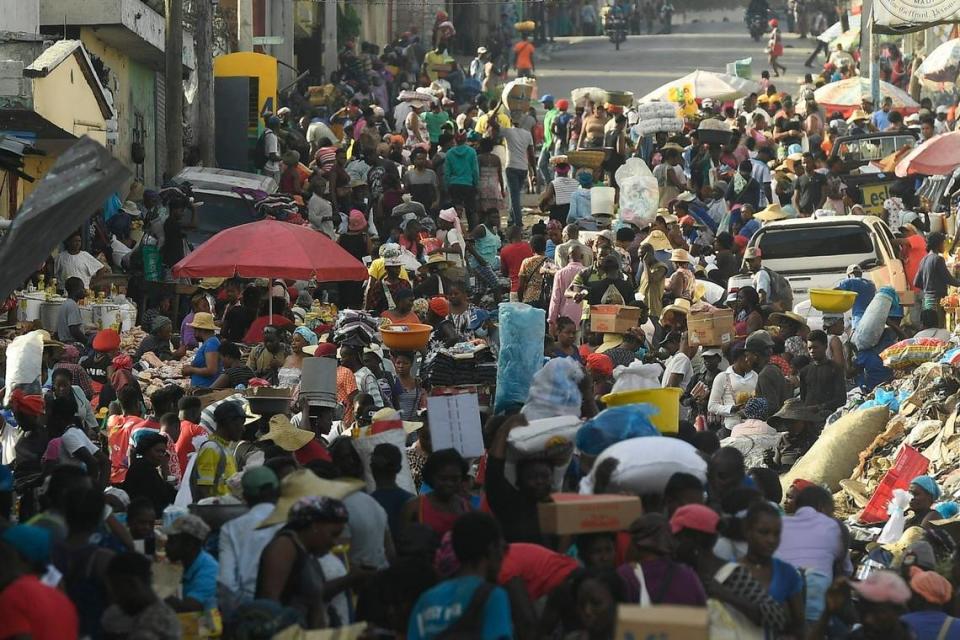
[660,298,691,319]
[768,310,808,328]
[770,399,821,423]
[258,469,365,528]
[641,230,672,252]
[755,203,787,222]
[670,248,693,263]
[187,312,218,332]
[258,414,315,452]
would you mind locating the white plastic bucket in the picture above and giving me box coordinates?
[591,186,616,216]
[120,304,136,333]
[17,293,45,323]
[39,300,63,331]
[79,305,94,328]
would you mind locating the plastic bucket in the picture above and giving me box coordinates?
[592,186,616,216]
[601,387,681,434]
[17,293,45,323]
[39,300,63,332]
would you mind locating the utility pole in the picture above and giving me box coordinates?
[195,0,216,167]
[323,0,338,83]
[237,0,253,51]
[861,0,880,104]
[165,0,184,178]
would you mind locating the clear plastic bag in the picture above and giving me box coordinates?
[611,362,663,393]
[521,358,584,420]
[494,303,546,414]
[877,488,911,544]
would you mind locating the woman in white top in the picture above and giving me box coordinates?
[708,343,759,431]
[404,103,429,148]
[538,162,580,225]
[55,232,107,289]
[436,207,466,271]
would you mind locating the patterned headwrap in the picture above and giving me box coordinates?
[287,496,349,527]
[428,296,450,317]
[742,397,770,421]
[9,389,44,417]
[294,326,319,346]
[584,353,614,377]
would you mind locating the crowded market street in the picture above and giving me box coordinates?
[4,0,960,638]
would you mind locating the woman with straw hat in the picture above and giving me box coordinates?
[666,248,696,302]
[181,313,222,388]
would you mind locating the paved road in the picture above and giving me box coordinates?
[535,20,816,102]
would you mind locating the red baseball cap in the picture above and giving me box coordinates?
[669,504,720,535]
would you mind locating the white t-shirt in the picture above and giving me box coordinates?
[502,127,534,171]
[264,130,281,173]
[55,250,104,288]
[318,553,351,624]
[308,194,337,239]
[662,352,693,389]
[753,269,772,300]
[306,120,339,147]
[441,227,466,267]
[61,426,99,463]
[342,491,389,570]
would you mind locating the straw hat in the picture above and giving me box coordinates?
[370,407,423,434]
[755,204,787,222]
[661,142,684,152]
[420,253,451,270]
[669,248,693,263]
[37,330,64,350]
[187,312,218,332]
[258,469,365,528]
[660,298,691,320]
[769,398,821,424]
[769,310,808,328]
[120,200,141,217]
[847,109,870,124]
[641,230,672,252]
[199,277,226,290]
[594,333,625,354]
[258,415,315,452]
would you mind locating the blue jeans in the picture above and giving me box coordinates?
[506,167,527,228]
[538,144,554,185]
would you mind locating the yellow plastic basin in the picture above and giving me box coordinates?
[601,387,681,435]
[809,288,857,313]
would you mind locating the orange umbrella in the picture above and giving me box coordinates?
[895,131,960,177]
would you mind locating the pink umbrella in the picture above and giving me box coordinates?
[172,219,369,281]
[895,131,960,177]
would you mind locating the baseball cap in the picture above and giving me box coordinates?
[744,247,762,260]
[846,264,862,276]
[745,329,775,352]
[670,504,720,534]
[539,94,555,104]
[241,465,280,495]
[163,513,211,541]
[701,347,722,357]
[937,105,949,115]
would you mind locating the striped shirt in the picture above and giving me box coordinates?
[551,176,579,205]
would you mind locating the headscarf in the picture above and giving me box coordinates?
[287,496,349,527]
[60,344,81,364]
[313,343,337,357]
[742,397,770,421]
[584,353,614,377]
[151,315,172,334]
[911,475,942,500]
[577,172,594,188]
[294,326,319,346]
[438,207,463,239]
[909,566,953,605]
[348,209,368,232]
[315,146,338,174]
[790,478,816,494]
[554,162,571,176]
[428,296,450,317]
[1,525,52,567]
[9,389,44,417]
[112,354,133,371]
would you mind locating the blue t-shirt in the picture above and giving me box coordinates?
[407,576,513,640]
[836,277,877,320]
[191,336,223,387]
[768,557,803,604]
[902,611,960,639]
[183,549,218,610]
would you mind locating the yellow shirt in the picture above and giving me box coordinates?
[194,433,237,496]
[367,258,411,282]
[474,110,512,135]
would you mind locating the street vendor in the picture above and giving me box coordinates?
[54,231,108,290]
[180,312,222,388]
[906,475,942,529]
[765,399,820,472]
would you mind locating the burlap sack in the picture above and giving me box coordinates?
[781,406,891,493]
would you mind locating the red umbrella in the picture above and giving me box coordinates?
[172,220,369,281]
[895,131,960,177]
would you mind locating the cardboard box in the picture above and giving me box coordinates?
[591,305,643,334]
[615,605,709,640]
[538,493,643,535]
[688,308,735,346]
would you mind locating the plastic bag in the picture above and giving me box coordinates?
[494,303,546,414]
[576,405,660,456]
[580,436,706,495]
[611,362,663,394]
[521,358,584,420]
[880,337,948,369]
[4,331,44,405]
[858,388,909,413]
[353,429,416,494]
[877,488,911,544]
[852,287,895,350]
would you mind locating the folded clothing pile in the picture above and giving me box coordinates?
[333,310,380,348]
[424,343,496,386]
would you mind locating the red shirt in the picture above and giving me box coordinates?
[176,420,209,471]
[903,233,926,289]
[242,314,295,344]
[498,543,579,601]
[500,242,535,293]
[0,575,79,640]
